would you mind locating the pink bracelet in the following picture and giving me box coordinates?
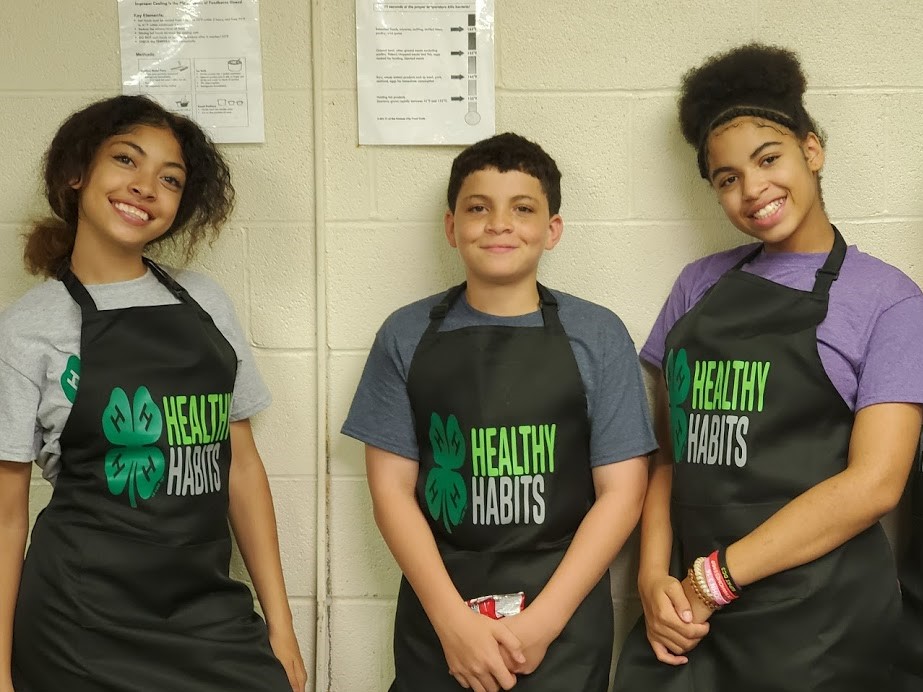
[702,555,731,607]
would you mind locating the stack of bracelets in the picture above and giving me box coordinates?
[687,549,741,610]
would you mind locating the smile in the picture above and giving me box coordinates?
[751,198,784,220]
[112,201,150,222]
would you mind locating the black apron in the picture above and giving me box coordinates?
[614,228,899,691]
[12,261,290,692]
[895,437,923,690]
[390,284,613,691]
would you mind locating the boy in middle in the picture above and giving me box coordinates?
[343,132,655,692]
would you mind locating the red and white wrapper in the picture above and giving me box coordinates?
[465,592,525,620]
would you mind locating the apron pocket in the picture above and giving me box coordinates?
[672,500,813,604]
[74,527,253,629]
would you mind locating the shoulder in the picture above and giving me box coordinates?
[675,244,757,296]
[169,267,236,316]
[551,289,631,341]
[377,290,450,341]
[836,247,922,309]
[0,280,75,346]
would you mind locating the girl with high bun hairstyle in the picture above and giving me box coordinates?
[0,95,306,692]
[613,44,923,691]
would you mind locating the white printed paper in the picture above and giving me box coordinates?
[357,0,496,145]
[119,0,265,144]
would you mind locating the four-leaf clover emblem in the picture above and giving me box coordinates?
[665,349,691,463]
[102,387,165,508]
[424,413,468,533]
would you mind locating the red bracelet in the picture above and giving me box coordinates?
[707,551,736,604]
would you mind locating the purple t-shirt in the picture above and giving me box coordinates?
[642,244,923,412]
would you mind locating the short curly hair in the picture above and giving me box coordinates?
[446,133,562,214]
[678,43,824,178]
[25,95,234,277]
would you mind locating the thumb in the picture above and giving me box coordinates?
[666,580,693,623]
[494,623,526,664]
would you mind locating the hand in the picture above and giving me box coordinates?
[268,622,308,691]
[498,608,556,675]
[435,606,524,692]
[638,572,710,665]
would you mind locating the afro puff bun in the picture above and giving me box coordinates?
[678,43,823,178]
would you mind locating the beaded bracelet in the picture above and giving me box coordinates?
[688,559,719,610]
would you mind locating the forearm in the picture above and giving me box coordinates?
[373,491,468,629]
[0,462,30,682]
[0,524,27,681]
[638,456,674,580]
[228,426,293,630]
[727,402,921,587]
[727,467,899,587]
[527,457,647,638]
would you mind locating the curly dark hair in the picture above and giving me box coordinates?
[446,132,562,214]
[678,43,825,178]
[24,95,234,277]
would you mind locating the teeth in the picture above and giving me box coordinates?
[114,202,149,221]
[753,199,783,219]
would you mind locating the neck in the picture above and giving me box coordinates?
[464,278,540,316]
[764,206,833,254]
[70,235,148,285]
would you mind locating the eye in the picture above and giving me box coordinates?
[468,204,487,213]
[162,175,184,190]
[514,205,534,214]
[718,175,737,189]
[760,154,780,167]
[113,153,134,165]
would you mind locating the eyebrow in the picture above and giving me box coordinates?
[112,140,187,173]
[709,141,782,181]
[462,194,538,202]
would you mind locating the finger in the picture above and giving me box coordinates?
[498,647,520,675]
[451,672,471,689]
[476,671,500,692]
[493,625,525,664]
[486,655,517,690]
[665,581,695,622]
[652,641,688,666]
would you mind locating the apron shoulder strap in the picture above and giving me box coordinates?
[811,226,847,298]
[57,266,97,314]
[731,243,765,271]
[538,283,565,334]
[423,282,467,336]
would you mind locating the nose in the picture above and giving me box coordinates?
[741,170,768,201]
[130,170,157,199]
[486,208,512,234]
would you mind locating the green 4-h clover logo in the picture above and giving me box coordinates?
[424,413,468,533]
[665,349,691,463]
[102,387,165,508]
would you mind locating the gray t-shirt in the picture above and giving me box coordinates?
[0,268,270,483]
[342,288,657,466]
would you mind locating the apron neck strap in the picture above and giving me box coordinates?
[424,282,561,335]
[730,225,847,298]
[58,258,196,314]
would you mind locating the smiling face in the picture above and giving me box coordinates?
[706,116,829,252]
[445,167,563,291]
[73,124,187,258]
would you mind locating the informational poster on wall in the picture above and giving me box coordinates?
[356,0,496,145]
[118,0,265,144]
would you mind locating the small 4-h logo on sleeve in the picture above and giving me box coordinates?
[424,413,468,533]
[102,387,165,508]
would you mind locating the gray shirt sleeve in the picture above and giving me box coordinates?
[341,288,657,467]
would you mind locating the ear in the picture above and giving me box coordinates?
[544,214,564,250]
[444,209,458,248]
[802,133,825,173]
[69,176,83,191]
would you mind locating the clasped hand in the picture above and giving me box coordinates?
[639,572,712,665]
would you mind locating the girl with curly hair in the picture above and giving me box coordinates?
[613,44,923,691]
[0,95,306,692]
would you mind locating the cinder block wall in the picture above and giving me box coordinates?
[2,1,921,690]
